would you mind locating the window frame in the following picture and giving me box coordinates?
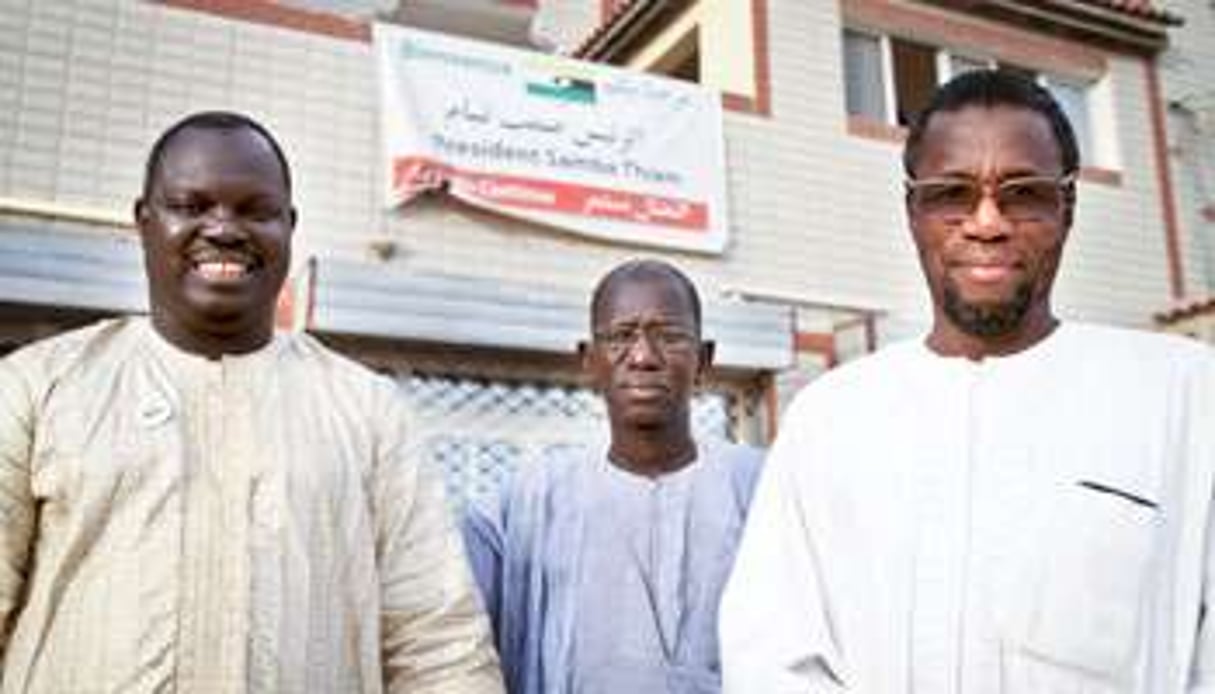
[841,28,1114,176]
[842,27,890,123]
[600,0,772,116]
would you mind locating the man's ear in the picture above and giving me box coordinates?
[287,205,299,231]
[133,198,148,236]
[577,339,591,370]
[577,339,605,392]
[696,339,715,384]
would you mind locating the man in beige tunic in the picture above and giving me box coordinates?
[0,112,504,693]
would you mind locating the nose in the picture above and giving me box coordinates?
[963,189,1010,241]
[624,331,663,368]
[199,207,247,242]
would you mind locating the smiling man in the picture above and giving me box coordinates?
[462,259,764,693]
[0,112,503,693]
[137,115,296,359]
[720,71,1215,692]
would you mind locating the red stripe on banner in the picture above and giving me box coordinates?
[391,156,708,232]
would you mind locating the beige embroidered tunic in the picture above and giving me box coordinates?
[0,318,502,693]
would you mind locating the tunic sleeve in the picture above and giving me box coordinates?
[719,397,848,693]
[1187,357,1215,693]
[459,496,504,637]
[373,390,505,694]
[0,354,38,665]
[1191,506,1215,692]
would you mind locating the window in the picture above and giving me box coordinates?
[605,0,769,114]
[841,29,1103,168]
[843,30,885,120]
[890,38,937,126]
[1044,77,1094,165]
[842,31,949,125]
[949,54,989,77]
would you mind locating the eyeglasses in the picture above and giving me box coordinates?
[905,174,1075,224]
[593,324,698,361]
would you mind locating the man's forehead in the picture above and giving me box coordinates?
[154,127,286,188]
[925,106,1057,147]
[917,105,1061,175]
[597,276,696,324]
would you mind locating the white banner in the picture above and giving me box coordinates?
[374,24,729,254]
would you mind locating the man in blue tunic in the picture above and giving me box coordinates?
[462,259,764,694]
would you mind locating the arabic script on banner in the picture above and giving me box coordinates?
[374,24,729,254]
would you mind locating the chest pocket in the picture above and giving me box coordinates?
[1010,480,1160,690]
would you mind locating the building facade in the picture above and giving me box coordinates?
[0,0,1207,497]
[1156,0,1215,338]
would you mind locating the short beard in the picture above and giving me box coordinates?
[942,281,1033,338]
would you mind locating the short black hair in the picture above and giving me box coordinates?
[591,259,703,333]
[903,70,1079,178]
[141,111,292,199]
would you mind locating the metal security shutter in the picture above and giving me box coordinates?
[307,258,793,372]
[397,371,732,509]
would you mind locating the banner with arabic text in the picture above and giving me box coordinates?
[374,24,729,254]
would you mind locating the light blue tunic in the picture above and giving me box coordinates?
[462,442,763,694]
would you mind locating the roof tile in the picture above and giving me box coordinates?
[1078,0,1181,24]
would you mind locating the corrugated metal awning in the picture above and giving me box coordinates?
[0,222,793,371]
[0,217,146,314]
[307,257,793,371]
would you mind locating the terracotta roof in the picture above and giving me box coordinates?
[1077,0,1182,25]
[1155,296,1215,324]
[573,0,1179,58]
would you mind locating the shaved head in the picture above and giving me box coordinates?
[590,259,702,334]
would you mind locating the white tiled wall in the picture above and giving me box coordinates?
[1160,0,1215,297]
